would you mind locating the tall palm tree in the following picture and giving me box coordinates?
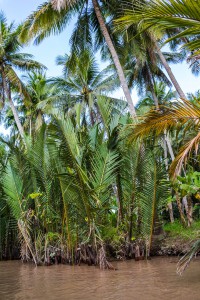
[115,1,187,100]
[20,0,137,116]
[0,13,44,139]
[102,28,174,110]
[124,52,174,110]
[136,82,176,110]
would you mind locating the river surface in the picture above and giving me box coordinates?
[0,257,199,300]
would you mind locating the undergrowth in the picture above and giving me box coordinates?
[164,220,200,240]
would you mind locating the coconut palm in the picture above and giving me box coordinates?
[52,49,125,125]
[136,82,176,110]
[124,52,173,110]
[115,0,187,100]
[102,30,174,110]
[20,0,136,116]
[21,71,59,134]
[0,12,44,139]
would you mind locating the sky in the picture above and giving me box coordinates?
[1,0,200,105]
[1,0,73,77]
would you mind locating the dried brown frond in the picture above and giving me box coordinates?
[128,99,200,177]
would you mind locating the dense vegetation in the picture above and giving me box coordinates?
[1,0,200,274]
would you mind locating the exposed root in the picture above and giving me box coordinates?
[98,246,115,270]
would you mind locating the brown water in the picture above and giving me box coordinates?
[0,257,199,300]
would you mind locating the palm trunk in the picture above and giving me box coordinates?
[187,196,193,226]
[116,174,123,226]
[183,196,193,227]
[1,71,25,139]
[164,132,187,225]
[155,44,187,99]
[91,0,136,117]
[164,131,175,161]
[176,193,187,226]
[146,68,159,109]
[8,95,25,139]
[162,136,174,223]
[150,87,159,110]
[163,133,186,224]
[149,162,158,251]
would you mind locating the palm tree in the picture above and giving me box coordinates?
[129,99,200,179]
[52,49,125,125]
[115,1,187,100]
[136,82,176,110]
[1,103,122,267]
[102,29,174,110]
[21,71,58,134]
[0,12,44,139]
[125,53,173,110]
[136,82,178,223]
[20,0,137,116]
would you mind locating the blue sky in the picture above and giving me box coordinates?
[1,0,73,77]
[1,0,200,104]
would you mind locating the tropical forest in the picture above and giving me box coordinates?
[0,1,200,299]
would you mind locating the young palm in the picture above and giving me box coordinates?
[129,99,200,178]
[19,0,136,116]
[0,13,44,139]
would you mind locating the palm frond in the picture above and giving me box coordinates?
[19,2,73,44]
[3,160,23,220]
[170,131,200,176]
[130,100,200,140]
[128,99,200,176]
[177,239,200,275]
[116,0,200,54]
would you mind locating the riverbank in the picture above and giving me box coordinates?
[1,221,199,266]
[152,220,200,256]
